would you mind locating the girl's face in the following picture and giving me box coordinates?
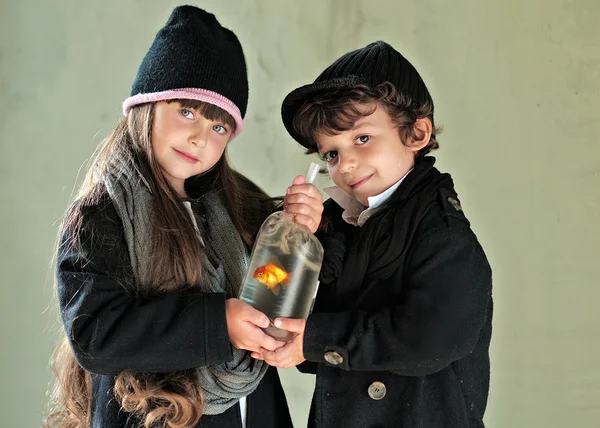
[151,101,233,196]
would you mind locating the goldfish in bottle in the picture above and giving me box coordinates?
[253,258,291,295]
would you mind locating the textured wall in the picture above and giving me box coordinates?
[1,0,599,426]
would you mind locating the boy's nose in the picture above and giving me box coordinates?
[338,154,357,173]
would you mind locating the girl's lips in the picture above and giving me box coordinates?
[350,174,373,188]
[174,148,199,163]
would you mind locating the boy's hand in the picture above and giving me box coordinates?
[251,318,306,368]
[284,175,323,233]
[225,298,286,353]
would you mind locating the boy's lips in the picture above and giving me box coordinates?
[349,174,373,188]
[174,148,199,163]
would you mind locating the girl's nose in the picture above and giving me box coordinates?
[189,127,209,148]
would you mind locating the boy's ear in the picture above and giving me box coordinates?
[407,117,432,152]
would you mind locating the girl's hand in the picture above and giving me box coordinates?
[284,175,324,233]
[225,298,285,353]
[251,318,306,368]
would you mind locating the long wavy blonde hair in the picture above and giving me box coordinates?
[44,100,276,428]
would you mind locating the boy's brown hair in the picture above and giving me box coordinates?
[291,81,441,160]
[281,41,438,160]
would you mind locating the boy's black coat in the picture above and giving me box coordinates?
[301,157,493,428]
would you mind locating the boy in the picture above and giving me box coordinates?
[255,41,493,428]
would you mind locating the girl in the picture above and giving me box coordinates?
[44,6,322,428]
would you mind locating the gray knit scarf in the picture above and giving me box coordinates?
[103,162,267,415]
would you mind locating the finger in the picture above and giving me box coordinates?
[286,183,322,199]
[283,202,322,223]
[251,352,263,360]
[239,324,283,352]
[262,349,300,369]
[277,358,298,369]
[235,327,265,352]
[256,332,287,352]
[285,202,319,218]
[259,349,276,362]
[291,175,306,186]
[289,213,318,232]
[243,305,270,329]
[274,317,306,333]
[285,192,324,208]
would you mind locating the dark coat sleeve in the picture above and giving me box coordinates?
[303,224,492,376]
[57,198,233,375]
[295,360,318,374]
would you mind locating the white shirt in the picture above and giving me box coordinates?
[183,201,247,427]
[323,169,412,227]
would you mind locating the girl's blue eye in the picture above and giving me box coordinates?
[355,135,370,144]
[213,124,228,135]
[181,109,194,119]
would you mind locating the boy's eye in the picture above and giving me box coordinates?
[319,151,338,163]
[180,109,194,119]
[212,124,228,135]
[355,135,371,144]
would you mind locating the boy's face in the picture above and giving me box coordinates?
[316,105,424,206]
[151,101,232,196]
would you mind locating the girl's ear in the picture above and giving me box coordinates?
[407,117,432,152]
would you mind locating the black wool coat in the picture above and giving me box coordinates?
[300,157,493,428]
[56,182,293,428]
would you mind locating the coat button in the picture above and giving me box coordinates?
[324,351,343,365]
[447,196,462,212]
[367,381,386,400]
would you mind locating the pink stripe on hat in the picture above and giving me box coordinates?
[122,88,244,139]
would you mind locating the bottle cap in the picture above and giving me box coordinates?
[305,162,320,184]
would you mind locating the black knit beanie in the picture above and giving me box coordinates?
[281,41,433,148]
[122,5,248,138]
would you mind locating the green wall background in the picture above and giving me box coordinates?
[1,0,598,426]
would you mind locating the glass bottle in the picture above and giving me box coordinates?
[238,163,324,341]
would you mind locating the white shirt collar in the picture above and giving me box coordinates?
[323,169,412,226]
